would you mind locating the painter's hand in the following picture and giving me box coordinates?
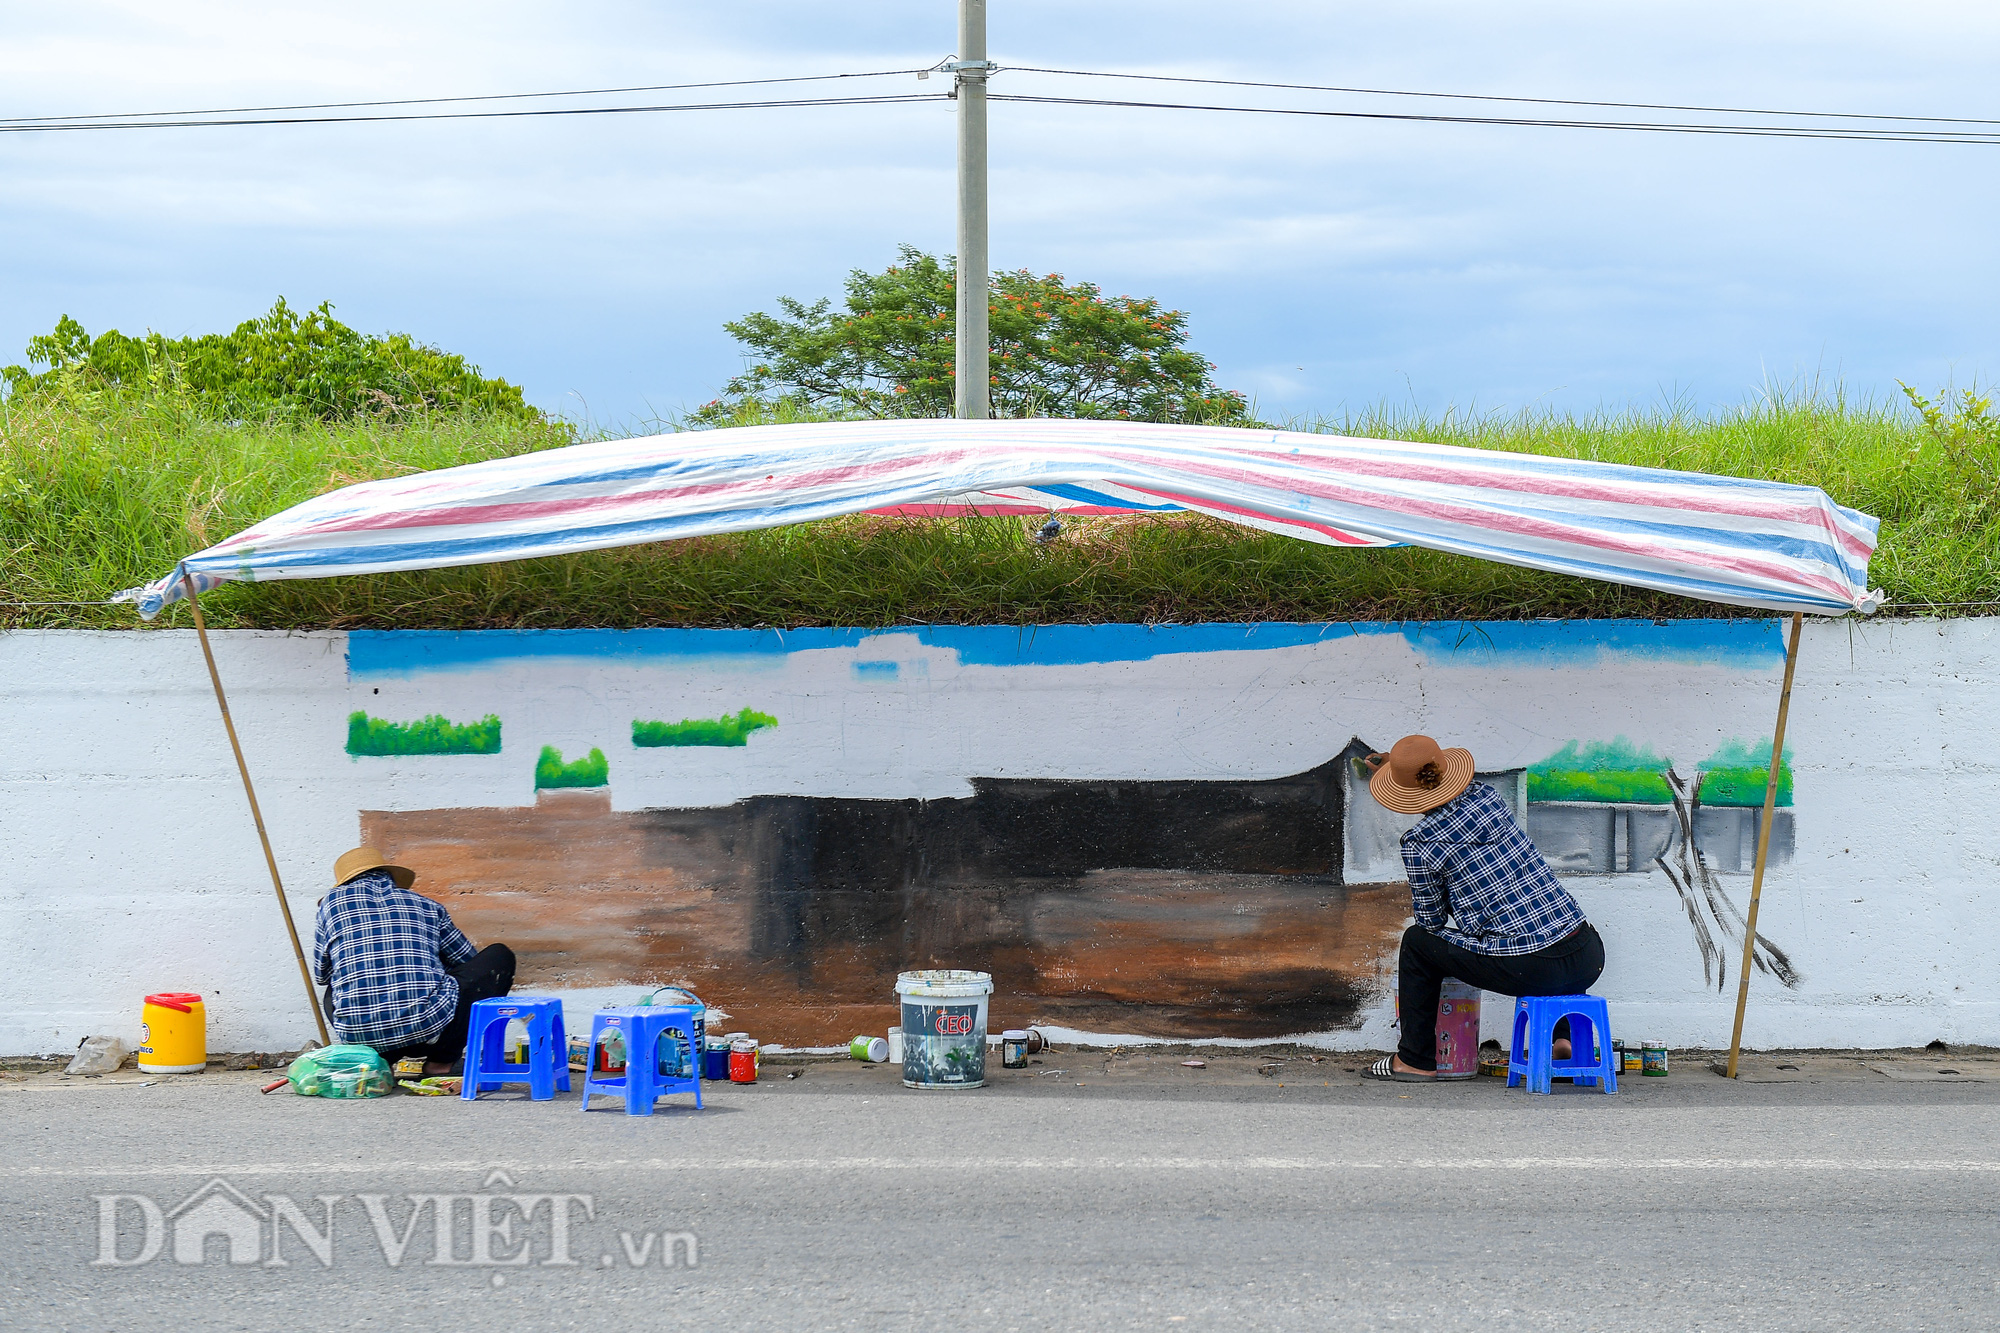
[1363,752,1387,775]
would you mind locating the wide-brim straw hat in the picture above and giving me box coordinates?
[1369,734,1476,815]
[333,845,415,890]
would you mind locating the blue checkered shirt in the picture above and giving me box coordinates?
[1401,782,1584,956]
[312,870,476,1047]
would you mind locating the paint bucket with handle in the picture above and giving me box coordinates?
[896,970,992,1089]
[136,993,206,1073]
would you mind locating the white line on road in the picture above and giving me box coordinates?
[5,1156,1999,1177]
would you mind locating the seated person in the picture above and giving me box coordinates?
[1360,735,1606,1082]
[313,846,515,1077]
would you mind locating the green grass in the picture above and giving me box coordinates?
[4,387,1997,630]
[535,745,608,789]
[346,711,502,756]
[633,708,778,747]
[1525,737,1792,806]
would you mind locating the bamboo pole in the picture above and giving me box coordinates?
[1725,611,1804,1078]
[181,571,331,1046]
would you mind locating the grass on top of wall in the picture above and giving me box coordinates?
[4,387,1998,630]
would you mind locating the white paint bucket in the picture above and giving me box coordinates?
[895,970,992,1089]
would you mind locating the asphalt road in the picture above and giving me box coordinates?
[5,1051,1998,1332]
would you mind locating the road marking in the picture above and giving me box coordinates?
[5,1156,1999,1177]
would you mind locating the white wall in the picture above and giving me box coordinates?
[2,618,1994,1055]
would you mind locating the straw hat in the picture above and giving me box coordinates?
[1368,734,1476,815]
[333,845,415,890]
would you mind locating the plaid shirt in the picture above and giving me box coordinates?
[312,869,476,1047]
[1401,781,1584,956]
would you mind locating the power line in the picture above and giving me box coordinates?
[987,93,2000,146]
[1006,64,2000,129]
[0,68,936,127]
[0,93,951,134]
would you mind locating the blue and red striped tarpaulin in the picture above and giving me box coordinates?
[118,418,1883,618]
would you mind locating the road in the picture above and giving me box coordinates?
[4,1049,1998,1331]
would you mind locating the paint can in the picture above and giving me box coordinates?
[896,970,993,1089]
[1620,1042,1643,1076]
[1642,1041,1669,1077]
[887,1027,904,1064]
[136,992,206,1074]
[702,1037,732,1080]
[849,1035,889,1062]
[729,1038,759,1083]
[1001,1030,1029,1068]
[1023,1027,1048,1055]
[1434,980,1482,1079]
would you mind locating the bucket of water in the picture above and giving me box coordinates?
[895,970,992,1089]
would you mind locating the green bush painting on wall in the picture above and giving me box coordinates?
[632,708,779,748]
[1527,736,1791,807]
[536,746,608,789]
[347,711,501,757]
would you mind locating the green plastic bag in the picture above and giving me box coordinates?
[285,1044,394,1098]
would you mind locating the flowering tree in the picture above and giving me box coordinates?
[699,245,1250,424]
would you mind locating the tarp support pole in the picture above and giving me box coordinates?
[1725,611,1804,1078]
[181,571,331,1047]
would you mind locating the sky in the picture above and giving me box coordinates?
[3,1,1997,429]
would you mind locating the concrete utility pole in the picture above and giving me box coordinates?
[952,0,992,420]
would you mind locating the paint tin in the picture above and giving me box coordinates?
[1642,1041,1669,1076]
[729,1039,759,1083]
[896,970,993,1089]
[1621,1042,1643,1075]
[1001,1030,1029,1068]
[1023,1027,1048,1055]
[1434,980,1482,1079]
[887,1027,904,1064]
[849,1035,889,1062]
[702,1038,732,1080]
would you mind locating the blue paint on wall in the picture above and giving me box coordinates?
[852,661,901,679]
[347,618,1785,679]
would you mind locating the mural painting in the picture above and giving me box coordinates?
[341,622,1805,1046]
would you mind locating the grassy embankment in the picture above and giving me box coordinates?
[2,389,1995,630]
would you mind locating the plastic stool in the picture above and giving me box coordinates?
[460,996,571,1101]
[581,1007,703,1116]
[1507,994,1617,1095]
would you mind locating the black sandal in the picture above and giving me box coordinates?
[1361,1056,1437,1083]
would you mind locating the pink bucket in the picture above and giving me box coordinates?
[1434,980,1482,1079]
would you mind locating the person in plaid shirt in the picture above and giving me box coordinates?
[1359,735,1605,1083]
[314,846,516,1075]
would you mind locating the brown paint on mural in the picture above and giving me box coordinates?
[362,757,1411,1045]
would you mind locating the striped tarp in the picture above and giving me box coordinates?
[118,418,1882,618]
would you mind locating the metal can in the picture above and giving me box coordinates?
[1642,1041,1669,1076]
[729,1039,758,1083]
[1621,1042,1644,1075]
[1001,1030,1029,1068]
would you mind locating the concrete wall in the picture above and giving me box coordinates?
[2,618,1994,1055]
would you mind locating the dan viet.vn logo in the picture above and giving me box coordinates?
[91,1171,696,1277]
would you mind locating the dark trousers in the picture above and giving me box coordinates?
[329,943,517,1066]
[1396,923,1604,1071]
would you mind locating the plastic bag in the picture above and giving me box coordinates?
[64,1035,129,1076]
[285,1044,393,1098]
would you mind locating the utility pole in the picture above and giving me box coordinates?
[951,0,991,419]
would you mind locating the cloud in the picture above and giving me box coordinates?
[2,0,1995,425]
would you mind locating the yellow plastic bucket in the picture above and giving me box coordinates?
[136,992,206,1073]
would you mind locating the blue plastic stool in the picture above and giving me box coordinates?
[581,1007,704,1116]
[1507,994,1617,1095]
[461,996,571,1101]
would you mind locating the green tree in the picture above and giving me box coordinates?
[2,298,537,421]
[698,245,1250,424]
